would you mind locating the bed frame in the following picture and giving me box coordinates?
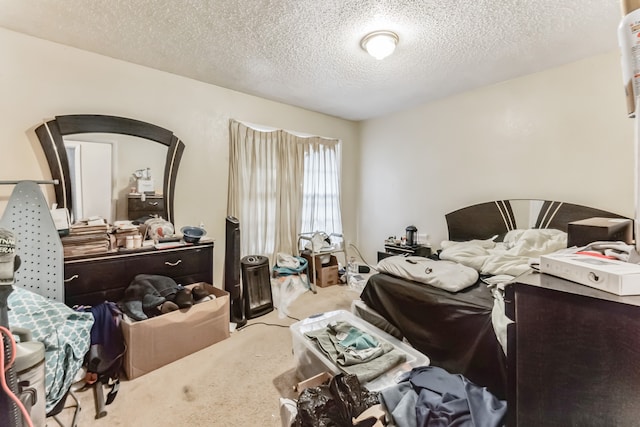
[445,199,629,242]
[358,199,632,400]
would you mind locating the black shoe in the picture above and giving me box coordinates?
[174,288,194,309]
[192,286,209,301]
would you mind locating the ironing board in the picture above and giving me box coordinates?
[0,181,64,302]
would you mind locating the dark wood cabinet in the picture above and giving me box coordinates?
[377,243,431,262]
[63,242,213,306]
[127,194,165,220]
[505,272,640,426]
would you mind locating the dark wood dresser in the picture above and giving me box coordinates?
[63,241,214,307]
[377,243,431,262]
[505,272,640,426]
[127,194,165,220]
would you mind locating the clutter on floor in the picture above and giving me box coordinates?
[121,281,229,380]
[118,274,215,321]
[281,373,382,427]
[290,310,428,392]
[285,310,507,427]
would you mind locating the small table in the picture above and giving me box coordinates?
[377,243,431,262]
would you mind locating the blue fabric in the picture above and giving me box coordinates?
[8,286,93,413]
[273,256,308,275]
[88,302,125,371]
[339,327,379,350]
[381,366,506,427]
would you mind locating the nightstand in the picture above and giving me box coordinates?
[377,243,431,262]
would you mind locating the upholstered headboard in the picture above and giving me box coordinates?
[445,200,631,241]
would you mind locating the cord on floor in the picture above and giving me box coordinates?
[235,313,300,331]
[348,243,378,272]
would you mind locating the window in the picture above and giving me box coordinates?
[227,120,342,258]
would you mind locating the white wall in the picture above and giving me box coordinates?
[0,28,360,287]
[358,51,635,263]
[2,27,635,282]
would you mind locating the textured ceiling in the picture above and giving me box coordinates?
[0,0,624,121]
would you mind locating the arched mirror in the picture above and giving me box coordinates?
[34,115,184,225]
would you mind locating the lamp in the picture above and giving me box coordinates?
[360,30,399,60]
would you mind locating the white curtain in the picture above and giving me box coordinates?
[299,136,342,236]
[227,120,342,259]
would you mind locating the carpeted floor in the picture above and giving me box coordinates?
[52,282,360,426]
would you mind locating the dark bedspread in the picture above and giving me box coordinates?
[359,272,507,399]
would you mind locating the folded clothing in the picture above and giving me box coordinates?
[305,320,406,383]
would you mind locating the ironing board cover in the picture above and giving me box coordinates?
[0,180,65,301]
[8,286,93,413]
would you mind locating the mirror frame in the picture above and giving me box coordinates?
[34,114,184,225]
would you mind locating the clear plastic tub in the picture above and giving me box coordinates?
[290,310,430,391]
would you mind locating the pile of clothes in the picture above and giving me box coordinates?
[304,321,406,383]
[118,274,214,321]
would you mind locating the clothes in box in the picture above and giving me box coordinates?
[121,283,229,379]
[290,310,430,391]
[567,217,633,247]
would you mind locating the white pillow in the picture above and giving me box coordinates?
[376,256,479,292]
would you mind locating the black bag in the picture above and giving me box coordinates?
[82,301,126,405]
[294,373,379,427]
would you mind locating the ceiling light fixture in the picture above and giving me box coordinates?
[360,30,399,60]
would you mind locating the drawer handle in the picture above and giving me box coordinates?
[64,274,79,283]
[147,202,159,206]
[165,260,182,267]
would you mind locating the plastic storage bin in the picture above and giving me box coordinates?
[290,310,430,391]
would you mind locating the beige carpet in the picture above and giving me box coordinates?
[52,283,360,427]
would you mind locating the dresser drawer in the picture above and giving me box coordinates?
[127,246,212,279]
[64,257,130,305]
[128,195,164,219]
[63,243,214,306]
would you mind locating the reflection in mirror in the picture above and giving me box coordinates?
[509,199,546,229]
[63,133,167,223]
[64,139,114,223]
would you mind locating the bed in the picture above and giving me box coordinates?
[357,199,631,399]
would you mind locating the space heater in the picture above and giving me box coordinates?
[224,216,246,327]
[240,255,273,319]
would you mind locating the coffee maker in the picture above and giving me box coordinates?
[405,225,417,246]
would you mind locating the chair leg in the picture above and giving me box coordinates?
[50,390,81,427]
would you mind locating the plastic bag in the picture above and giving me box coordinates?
[293,373,380,427]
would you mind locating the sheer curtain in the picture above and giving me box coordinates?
[299,136,342,236]
[227,119,342,259]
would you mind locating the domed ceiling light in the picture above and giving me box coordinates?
[360,30,399,60]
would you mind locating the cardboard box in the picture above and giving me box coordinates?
[121,283,229,379]
[540,252,640,296]
[301,253,339,287]
[294,371,333,393]
[567,217,633,248]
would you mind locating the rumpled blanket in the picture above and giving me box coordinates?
[8,286,94,413]
[440,228,567,277]
[439,229,567,356]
